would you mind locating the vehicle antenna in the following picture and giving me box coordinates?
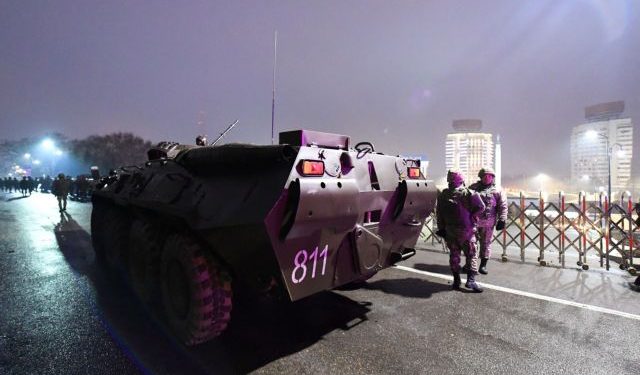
[271,30,278,145]
[211,120,239,146]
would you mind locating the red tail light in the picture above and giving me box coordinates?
[408,167,421,179]
[301,160,325,176]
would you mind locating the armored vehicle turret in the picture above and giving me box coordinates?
[91,129,436,345]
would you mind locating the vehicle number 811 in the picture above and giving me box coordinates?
[291,245,329,284]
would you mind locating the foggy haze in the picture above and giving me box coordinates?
[1,0,639,180]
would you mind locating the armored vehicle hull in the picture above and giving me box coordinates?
[91,130,436,345]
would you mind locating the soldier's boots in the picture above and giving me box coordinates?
[452,272,461,290]
[465,272,483,293]
[479,258,488,275]
[630,276,640,291]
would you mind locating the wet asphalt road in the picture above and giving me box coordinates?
[1,191,639,375]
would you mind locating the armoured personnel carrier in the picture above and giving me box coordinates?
[91,129,436,345]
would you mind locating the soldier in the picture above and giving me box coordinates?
[436,170,486,292]
[469,167,507,275]
[19,176,28,196]
[196,135,208,146]
[43,175,53,192]
[27,176,35,196]
[51,173,70,212]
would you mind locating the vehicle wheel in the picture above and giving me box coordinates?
[129,219,162,304]
[628,267,637,276]
[501,255,508,263]
[581,264,589,271]
[161,234,232,345]
[577,261,582,266]
[91,200,107,261]
[101,206,130,270]
[539,260,547,267]
[620,264,628,270]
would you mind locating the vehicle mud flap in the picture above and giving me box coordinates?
[279,179,300,240]
[351,224,385,277]
[264,178,359,301]
[379,179,437,264]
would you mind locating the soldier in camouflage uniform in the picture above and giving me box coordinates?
[436,170,485,292]
[469,167,507,275]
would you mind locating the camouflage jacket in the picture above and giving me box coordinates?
[436,186,485,240]
[468,181,508,228]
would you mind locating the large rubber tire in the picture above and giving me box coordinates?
[128,219,162,304]
[91,200,107,261]
[101,206,131,270]
[160,234,232,345]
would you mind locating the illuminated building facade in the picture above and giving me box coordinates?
[570,101,633,195]
[445,119,494,183]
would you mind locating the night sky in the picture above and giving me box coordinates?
[1,0,639,179]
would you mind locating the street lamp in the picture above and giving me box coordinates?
[585,130,623,202]
[41,139,55,150]
[535,173,548,192]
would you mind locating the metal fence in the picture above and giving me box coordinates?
[420,192,639,275]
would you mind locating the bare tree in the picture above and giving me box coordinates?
[70,133,152,172]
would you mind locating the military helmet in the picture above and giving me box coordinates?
[478,167,495,178]
[447,169,465,184]
[195,135,208,146]
[57,173,65,179]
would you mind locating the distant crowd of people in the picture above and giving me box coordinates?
[1,174,96,201]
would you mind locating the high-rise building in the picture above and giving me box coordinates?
[570,101,633,195]
[445,119,494,182]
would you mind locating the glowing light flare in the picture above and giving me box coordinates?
[535,173,549,181]
[54,149,63,156]
[585,130,599,140]
[24,153,31,159]
[41,139,55,150]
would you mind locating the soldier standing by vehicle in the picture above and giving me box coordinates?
[51,173,70,212]
[436,170,486,292]
[469,167,507,275]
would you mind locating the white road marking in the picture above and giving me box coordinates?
[394,265,640,321]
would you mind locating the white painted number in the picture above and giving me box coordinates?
[291,245,329,284]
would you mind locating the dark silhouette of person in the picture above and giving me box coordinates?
[51,173,70,212]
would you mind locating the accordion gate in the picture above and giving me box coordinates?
[421,192,638,275]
